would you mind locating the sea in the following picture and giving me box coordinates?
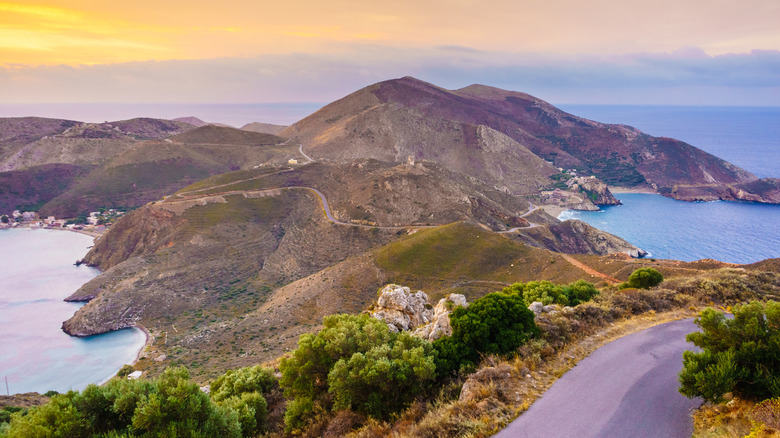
[0,228,146,395]
[557,105,780,264]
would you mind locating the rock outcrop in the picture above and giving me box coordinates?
[412,294,468,341]
[569,176,621,206]
[371,284,433,332]
[371,284,468,341]
[659,178,780,204]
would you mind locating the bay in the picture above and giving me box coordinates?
[560,193,780,264]
[0,228,146,395]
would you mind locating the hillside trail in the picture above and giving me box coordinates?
[559,253,621,284]
[170,146,544,232]
[174,167,295,197]
[498,203,542,232]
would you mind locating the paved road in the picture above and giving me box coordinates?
[299,143,314,162]
[498,203,542,233]
[493,318,701,438]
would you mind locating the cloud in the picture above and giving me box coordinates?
[0,46,778,106]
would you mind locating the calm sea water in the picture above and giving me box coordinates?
[555,106,780,264]
[560,193,780,264]
[0,228,146,395]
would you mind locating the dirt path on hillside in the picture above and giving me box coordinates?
[559,253,621,284]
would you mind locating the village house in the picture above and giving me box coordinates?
[87,212,101,225]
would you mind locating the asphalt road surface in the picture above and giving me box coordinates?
[493,318,702,438]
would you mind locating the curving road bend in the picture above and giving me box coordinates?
[493,318,701,438]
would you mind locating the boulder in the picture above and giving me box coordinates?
[372,284,433,332]
[412,293,467,341]
[371,284,467,340]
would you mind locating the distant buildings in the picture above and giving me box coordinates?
[0,208,124,232]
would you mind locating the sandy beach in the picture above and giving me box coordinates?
[538,204,569,218]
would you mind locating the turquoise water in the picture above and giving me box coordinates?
[560,193,780,264]
[0,228,146,395]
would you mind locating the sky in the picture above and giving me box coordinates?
[1,0,779,110]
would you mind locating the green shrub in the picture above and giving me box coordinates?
[502,279,599,307]
[280,314,393,402]
[283,397,315,433]
[622,267,664,289]
[328,332,437,420]
[434,292,539,376]
[679,301,780,403]
[4,367,242,438]
[280,314,437,429]
[116,364,135,378]
[210,365,276,436]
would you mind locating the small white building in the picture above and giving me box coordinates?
[288,158,299,165]
[127,371,143,380]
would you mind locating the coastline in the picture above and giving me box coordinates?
[131,324,153,366]
[608,185,659,194]
[538,204,568,218]
[0,223,104,240]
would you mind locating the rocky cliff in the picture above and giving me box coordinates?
[568,176,621,206]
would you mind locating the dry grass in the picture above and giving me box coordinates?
[318,267,778,438]
[693,398,780,438]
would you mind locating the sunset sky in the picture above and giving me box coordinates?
[1,0,779,108]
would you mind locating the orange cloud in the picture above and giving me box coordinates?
[1,0,778,66]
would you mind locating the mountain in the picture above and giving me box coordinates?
[283,77,775,203]
[0,119,298,217]
[172,116,209,127]
[8,77,776,382]
[62,161,643,347]
[241,122,288,135]
[168,125,284,146]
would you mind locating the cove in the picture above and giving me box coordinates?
[560,193,780,264]
[0,228,146,395]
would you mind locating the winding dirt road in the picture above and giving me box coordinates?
[559,253,622,284]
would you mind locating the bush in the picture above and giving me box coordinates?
[210,365,276,436]
[4,367,242,438]
[678,301,780,403]
[280,314,437,430]
[280,314,393,402]
[622,267,663,289]
[116,364,135,378]
[328,332,436,420]
[502,280,599,307]
[564,280,600,306]
[434,292,539,376]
